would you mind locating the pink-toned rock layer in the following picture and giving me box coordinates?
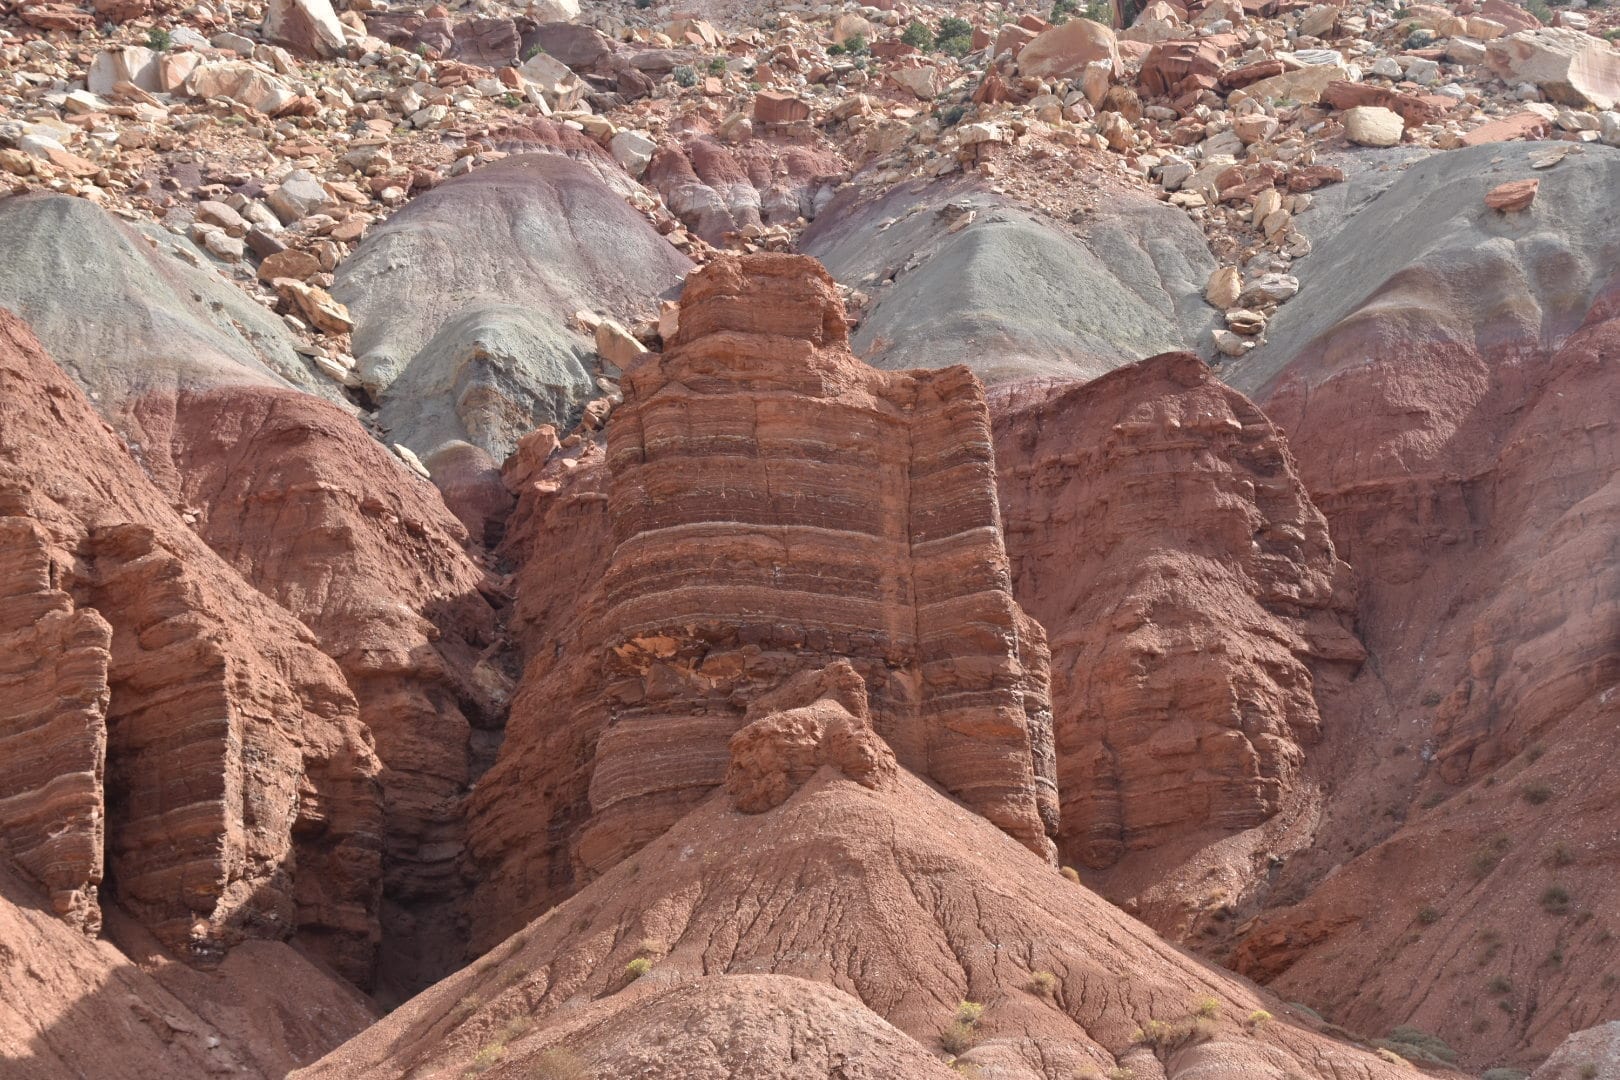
[468,254,1057,946]
[993,353,1362,876]
[0,309,384,983]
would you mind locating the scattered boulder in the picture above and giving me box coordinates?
[1344,105,1405,146]
[1486,27,1620,110]
[1484,177,1538,210]
[1017,18,1120,79]
[262,0,348,59]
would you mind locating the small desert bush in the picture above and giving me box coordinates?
[901,21,934,49]
[1248,1009,1272,1028]
[955,1001,985,1024]
[1195,996,1221,1019]
[1135,1017,1216,1055]
[1418,906,1442,925]
[1541,885,1572,915]
[1061,866,1081,883]
[941,1020,977,1055]
[465,1041,506,1075]
[1521,781,1554,805]
[147,26,172,51]
[1376,1026,1457,1066]
[1488,975,1513,994]
[1549,842,1575,867]
[1027,970,1060,998]
[624,956,654,980]
[531,1047,592,1080]
[671,65,697,87]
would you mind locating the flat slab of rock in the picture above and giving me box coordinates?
[1485,177,1538,210]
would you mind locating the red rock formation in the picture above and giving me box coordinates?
[133,385,510,999]
[1229,305,1620,1064]
[0,519,110,934]
[992,354,1362,918]
[299,706,1408,1080]
[468,254,1057,946]
[0,310,384,983]
[643,135,847,243]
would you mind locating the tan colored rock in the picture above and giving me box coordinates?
[592,317,643,372]
[257,248,322,282]
[1242,61,1346,105]
[1205,266,1242,308]
[1485,27,1620,109]
[262,0,348,58]
[1017,18,1120,80]
[274,278,354,334]
[1344,105,1405,146]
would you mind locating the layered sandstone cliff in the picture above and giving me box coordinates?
[992,354,1362,925]
[468,253,1058,944]
[0,310,384,982]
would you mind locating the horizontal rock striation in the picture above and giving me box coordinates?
[0,309,384,981]
[993,353,1362,877]
[469,254,1057,942]
[581,253,1057,872]
[0,518,111,934]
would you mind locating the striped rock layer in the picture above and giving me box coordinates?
[469,254,1057,938]
[0,309,384,982]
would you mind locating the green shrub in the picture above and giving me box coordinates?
[955,1001,985,1024]
[672,65,697,87]
[1027,971,1059,998]
[1247,1009,1272,1028]
[1135,1017,1216,1055]
[842,32,869,55]
[1051,0,1080,21]
[1523,0,1554,23]
[1418,906,1442,925]
[625,956,654,979]
[901,21,934,48]
[1377,1026,1457,1066]
[1085,0,1112,22]
[706,56,727,75]
[1195,997,1221,1019]
[147,26,172,51]
[1541,885,1572,915]
[938,33,973,56]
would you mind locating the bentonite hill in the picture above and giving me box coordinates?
[1,0,1619,1074]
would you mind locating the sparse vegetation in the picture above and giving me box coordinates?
[531,1047,592,1080]
[841,33,869,56]
[1472,835,1513,878]
[1195,996,1221,1019]
[1488,975,1513,994]
[1521,781,1554,805]
[1549,842,1575,867]
[465,1041,506,1075]
[1061,866,1081,883]
[1541,885,1572,915]
[941,1001,985,1054]
[1579,1066,1598,1080]
[1027,970,1060,998]
[1085,0,1112,22]
[1375,1026,1458,1067]
[901,21,935,49]
[146,26,172,51]
[625,956,654,980]
[1247,1009,1273,1028]
[1134,1016,1217,1056]
[1051,0,1080,21]
[706,56,727,75]
[672,65,698,87]
[1522,0,1555,23]
[1418,906,1442,925]
[935,16,974,55]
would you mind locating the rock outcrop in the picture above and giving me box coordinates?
[151,385,511,1001]
[468,254,1058,945]
[1219,143,1620,1066]
[0,310,384,983]
[993,353,1362,928]
[643,134,847,245]
[333,154,692,463]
